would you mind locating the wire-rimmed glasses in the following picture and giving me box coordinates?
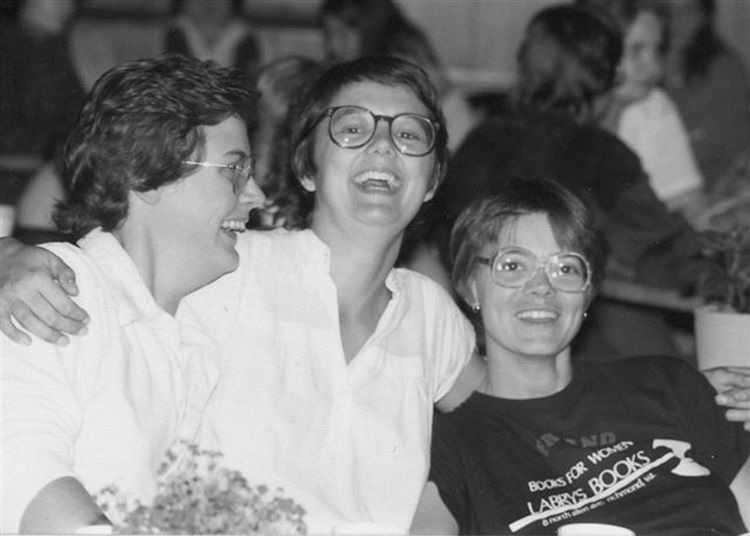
[182,156,254,194]
[476,246,592,293]
[316,105,438,157]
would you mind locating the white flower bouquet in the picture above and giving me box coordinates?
[96,442,307,534]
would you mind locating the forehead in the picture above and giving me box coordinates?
[328,81,429,116]
[494,213,561,254]
[202,115,250,156]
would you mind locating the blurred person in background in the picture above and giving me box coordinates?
[164,0,262,75]
[582,0,708,225]
[0,0,86,157]
[663,0,750,198]
[248,55,323,230]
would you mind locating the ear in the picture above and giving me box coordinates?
[423,180,439,203]
[461,277,481,310]
[300,175,316,192]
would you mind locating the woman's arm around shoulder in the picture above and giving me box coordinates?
[0,237,88,345]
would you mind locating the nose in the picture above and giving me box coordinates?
[523,264,555,296]
[367,118,397,155]
[239,176,267,210]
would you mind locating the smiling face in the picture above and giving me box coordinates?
[153,115,265,285]
[617,10,664,99]
[469,212,589,363]
[304,81,438,237]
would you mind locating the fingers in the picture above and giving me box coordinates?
[0,303,31,346]
[51,259,80,296]
[0,271,88,346]
[7,301,72,345]
[703,367,750,393]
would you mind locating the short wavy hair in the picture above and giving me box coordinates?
[290,55,448,190]
[514,4,622,122]
[55,54,258,239]
[450,179,603,305]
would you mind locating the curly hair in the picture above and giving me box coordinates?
[55,53,258,239]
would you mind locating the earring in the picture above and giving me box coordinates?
[472,304,481,314]
[583,310,588,320]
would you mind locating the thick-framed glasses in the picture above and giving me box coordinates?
[182,157,254,194]
[317,105,438,157]
[476,246,592,293]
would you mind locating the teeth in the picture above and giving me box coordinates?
[221,219,246,233]
[517,310,558,320]
[354,171,397,189]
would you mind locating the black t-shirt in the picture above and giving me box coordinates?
[430,357,749,535]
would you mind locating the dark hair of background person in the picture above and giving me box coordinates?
[676,0,725,83]
[449,178,604,303]
[248,55,324,230]
[56,54,258,239]
[577,0,670,55]
[319,0,440,68]
[290,55,448,192]
[513,4,623,122]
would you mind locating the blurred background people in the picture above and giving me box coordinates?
[0,0,86,157]
[248,55,322,230]
[583,0,708,225]
[663,0,750,198]
[164,0,261,75]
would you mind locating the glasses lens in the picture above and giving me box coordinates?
[491,249,589,292]
[491,249,536,287]
[229,157,253,194]
[330,107,374,148]
[391,114,435,156]
[549,254,589,292]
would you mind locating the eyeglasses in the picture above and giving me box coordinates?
[317,105,438,157]
[182,157,254,194]
[476,246,592,293]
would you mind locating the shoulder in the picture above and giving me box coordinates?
[41,242,108,296]
[392,268,466,315]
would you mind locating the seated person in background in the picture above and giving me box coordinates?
[411,179,750,535]
[319,0,482,153]
[0,0,86,156]
[583,0,708,224]
[434,3,697,358]
[164,0,261,75]
[663,0,750,198]
[0,54,265,533]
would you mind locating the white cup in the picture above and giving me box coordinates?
[0,204,15,237]
[331,522,407,535]
[557,523,635,536]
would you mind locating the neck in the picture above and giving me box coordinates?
[311,218,404,362]
[112,225,190,316]
[484,348,573,400]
